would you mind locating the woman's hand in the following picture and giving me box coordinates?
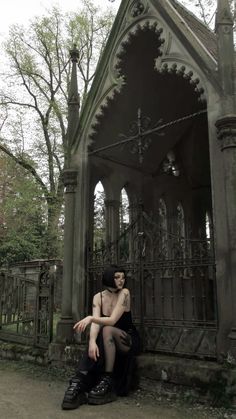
[88,340,100,361]
[73,315,93,333]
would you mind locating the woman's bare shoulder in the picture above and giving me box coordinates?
[93,292,102,302]
[118,288,130,300]
[121,287,130,294]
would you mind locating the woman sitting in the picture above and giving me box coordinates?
[62,264,140,409]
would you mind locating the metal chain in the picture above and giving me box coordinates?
[88,109,207,156]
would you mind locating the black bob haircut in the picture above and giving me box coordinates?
[102,265,126,288]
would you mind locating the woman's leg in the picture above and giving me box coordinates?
[62,349,97,410]
[87,326,132,404]
[102,326,132,372]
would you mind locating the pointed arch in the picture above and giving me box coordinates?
[93,181,106,250]
[119,187,130,233]
[205,211,212,240]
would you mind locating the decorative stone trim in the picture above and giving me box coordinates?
[155,60,206,102]
[129,0,146,18]
[87,5,206,144]
[113,19,165,76]
[216,115,236,150]
[63,169,78,192]
[88,19,166,143]
[88,85,124,141]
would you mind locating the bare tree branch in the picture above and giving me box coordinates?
[0,141,48,194]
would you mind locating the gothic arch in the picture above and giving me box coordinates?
[93,181,106,249]
[86,9,208,145]
[119,187,130,233]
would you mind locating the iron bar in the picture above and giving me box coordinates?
[88,109,207,156]
[0,266,54,348]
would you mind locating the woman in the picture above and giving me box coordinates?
[62,265,140,410]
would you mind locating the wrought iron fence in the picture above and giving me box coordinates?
[87,210,217,358]
[0,263,54,348]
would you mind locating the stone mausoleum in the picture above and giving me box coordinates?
[56,0,236,364]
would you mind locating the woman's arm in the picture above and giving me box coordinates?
[74,289,130,332]
[88,293,101,361]
[89,293,101,341]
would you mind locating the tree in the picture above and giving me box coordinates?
[180,0,216,27]
[181,0,235,30]
[0,0,114,259]
[0,151,47,265]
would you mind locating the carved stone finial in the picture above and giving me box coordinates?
[215,0,234,28]
[70,44,79,63]
[67,44,80,149]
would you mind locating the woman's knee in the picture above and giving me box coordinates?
[102,325,114,338]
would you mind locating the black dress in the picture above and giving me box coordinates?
[76,293,141,396]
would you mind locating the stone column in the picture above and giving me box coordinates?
[216,115,236,359]
[56,169,78,343]
[105,199,120,243]
[105,199,120,262]
[72,154,90,322]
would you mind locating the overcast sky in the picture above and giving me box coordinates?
[0,0,121,37]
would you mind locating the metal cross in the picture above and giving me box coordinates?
[118,108,163,164]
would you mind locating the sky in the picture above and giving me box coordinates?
[0,0,218,43]
[0,0,121,38]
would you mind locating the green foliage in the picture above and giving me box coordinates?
[0,1,115,260]
[120,188,129,233]
[0,152,47,265]
[93,184,130,252]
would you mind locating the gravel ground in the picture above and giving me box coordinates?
[0,360,235,419]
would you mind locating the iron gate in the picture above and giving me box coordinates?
[0,263,54,348]
[87,209,217,358]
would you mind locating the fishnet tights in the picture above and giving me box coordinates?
[102,326,131,372]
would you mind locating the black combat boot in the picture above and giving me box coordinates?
[88,373,117,405]
[61,374,89,410]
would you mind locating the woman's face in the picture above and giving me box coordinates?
[114,271,125,290]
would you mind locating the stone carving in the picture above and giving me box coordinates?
[114,20,165,72]
[63,169,78,192]
[216,115,236,150]
[88,19,166,142]
[130,0,145,18]
[144,326,216,356]
[156,61,206,102]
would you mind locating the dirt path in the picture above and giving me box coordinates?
[0,360,233,419]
